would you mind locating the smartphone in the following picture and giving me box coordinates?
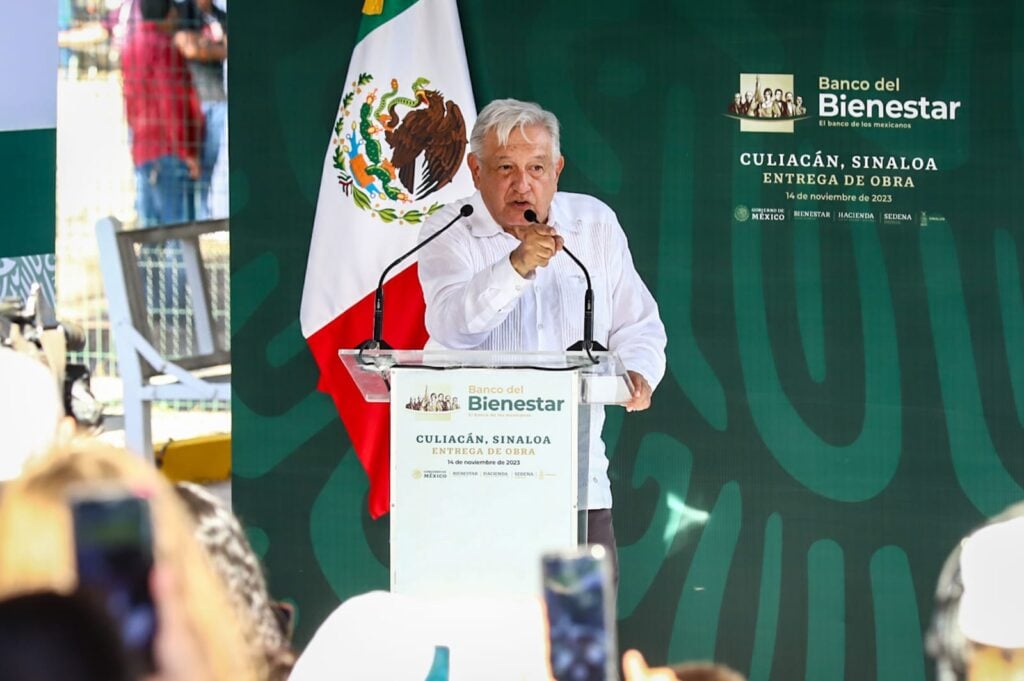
[71,488,157,676]
[542,545,617,681]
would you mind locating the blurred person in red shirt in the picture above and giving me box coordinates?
[120,0,203,227]
[174,0,227,220]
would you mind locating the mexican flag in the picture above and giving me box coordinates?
[300,0,477,518]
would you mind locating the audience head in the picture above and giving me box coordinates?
[0,348,64,484]
[927,502,1024,681]
[0,439,263,681]
[0,590,130,681]
[139,0,173,21]
[175,481,296,679]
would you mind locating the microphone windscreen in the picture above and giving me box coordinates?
[523,209,538,223]
[460,203,474,217]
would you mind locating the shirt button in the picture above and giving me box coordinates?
[592,476,599,483]
[538,323,544,330]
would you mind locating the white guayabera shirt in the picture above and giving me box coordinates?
[418,191,667,509]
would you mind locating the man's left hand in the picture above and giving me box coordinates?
[624,371,652,412]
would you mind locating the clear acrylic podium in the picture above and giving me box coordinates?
[340,349,632,597]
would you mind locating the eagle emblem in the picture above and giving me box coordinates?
[332,73,468,224]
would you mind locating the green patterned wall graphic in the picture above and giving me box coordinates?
[232,1,1024,677]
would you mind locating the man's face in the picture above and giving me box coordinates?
[468,124,564,231]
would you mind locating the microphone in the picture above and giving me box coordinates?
[357,203,474,351]
[523,209,607,353]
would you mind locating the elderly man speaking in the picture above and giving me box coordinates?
[417,98,667,581]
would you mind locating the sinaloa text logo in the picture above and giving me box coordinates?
[333,74,468,224]
[726,74,809,133]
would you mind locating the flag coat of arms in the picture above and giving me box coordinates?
[301,0,477,518]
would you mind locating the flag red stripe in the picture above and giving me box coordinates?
[305,265,429,518]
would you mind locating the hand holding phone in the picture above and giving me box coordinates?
[71,488,157,677]
[542,545,617,681]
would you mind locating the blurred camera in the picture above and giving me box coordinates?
[0,283,103,428]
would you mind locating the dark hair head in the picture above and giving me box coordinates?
[0,591,131,681]
[174,483,293,664]
[139,0,172,21]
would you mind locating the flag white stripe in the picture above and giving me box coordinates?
[301,0,477,337]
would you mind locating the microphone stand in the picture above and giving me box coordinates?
[523,210,605,363]
[356,203,474,359]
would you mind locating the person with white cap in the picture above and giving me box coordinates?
[0,348,65,483]
[957,512,1024,680]
[926,502,1024,681]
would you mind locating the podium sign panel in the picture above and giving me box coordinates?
[390,367,579,597]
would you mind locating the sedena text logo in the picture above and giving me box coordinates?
[726,74,810,134]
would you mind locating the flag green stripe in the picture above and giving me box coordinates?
[355,0,421,43]
[0,128,55,258]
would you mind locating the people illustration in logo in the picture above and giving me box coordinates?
[405,389,459,412]
[758,88,776,118]
[727,81,806,119]
[728,93,744,115]
[793,95,806,116]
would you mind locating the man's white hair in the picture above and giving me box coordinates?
[0,349,63,482]
[470,98,561,161]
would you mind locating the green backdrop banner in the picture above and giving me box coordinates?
[0,128,56,259]
[231,1,1024,677]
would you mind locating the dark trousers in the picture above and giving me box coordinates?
[586,509,619,590]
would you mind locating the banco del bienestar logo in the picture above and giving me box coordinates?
[726,74,810,133]
[816,75,962,130]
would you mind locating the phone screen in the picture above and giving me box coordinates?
[71,491,157,675]
[542,546,616,681]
